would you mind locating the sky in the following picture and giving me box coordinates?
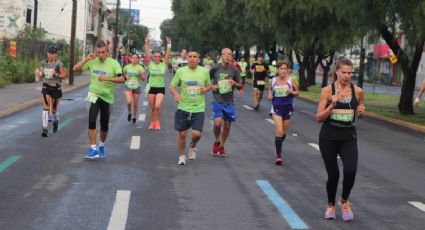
[118,0,173,40]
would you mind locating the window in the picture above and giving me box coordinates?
[26,9,32,24]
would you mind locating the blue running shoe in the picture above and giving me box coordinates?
[85,148,99,160]
[48,114,53,122]
[98,145,105,158]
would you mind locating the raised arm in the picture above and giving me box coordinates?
[144,34,151,64]
[73,53,95,72]
[164,36,172,65]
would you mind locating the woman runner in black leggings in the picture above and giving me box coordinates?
[316,57,365,222]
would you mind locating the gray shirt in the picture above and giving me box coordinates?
[210,63,241,104]
[41,59,64,85]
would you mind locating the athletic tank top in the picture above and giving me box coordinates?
[271,77,294,106]
[319,83,358,140]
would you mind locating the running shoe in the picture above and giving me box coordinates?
[324,204,336,220]
[338,198,353,222]
[98,145,105,158]
[85,148,99,160]
[127,114,131,122]
[149,122,155,130]
[211,142,220,156]
[218,146,226,157]
[53,119,59,133]
[41,128,48,137]
[188,147,197,160]
[48,114,53,122]
[132,118,136,125]
[155,120,161,131]
[275,157,283,165]
[178,155,186,166]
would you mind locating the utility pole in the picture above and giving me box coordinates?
[33,0,38,29]
[127,0,132,52]
[358,35,366,88]
[113,0,120,59]
[69,0,77,85]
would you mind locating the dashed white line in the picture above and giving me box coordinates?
[243,105,254,111]
[130,136,141,150]
[409,201,425,212]
[143,101,148,106]
[266,119,274,124]
[107,190,131,230]
[308,143,320,151]
[138,114,146,122]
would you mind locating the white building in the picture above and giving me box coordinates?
[0,0,32,39]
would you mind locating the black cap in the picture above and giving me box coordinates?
[48,45,58,53]
[257,52,264,58]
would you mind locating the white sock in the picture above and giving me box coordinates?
[90,145,97,150]
[42,110,49,128]
[99,141,104,147]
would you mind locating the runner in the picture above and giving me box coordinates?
[203,54,214,71]
[269,60,277,78]
[144,34,172,130]
[123,53,146,124]
[250,53,270,111]
[288,64,300,88]
[176,49,188,68]
[35,45,67,137]
[414,79,425,107]
[73,41,125,160]
[210,48,242,157]
[316,57,365,222]
[169,50,211,166]
[238,57,248,86]
[267,61,299,165]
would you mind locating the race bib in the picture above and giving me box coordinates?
[44,69,54,79]
[256,80,265,86]
[218,79,232,94]
[186,85,201,97]
[330,109,354,122]
[126,79,139,89]
[274,85,288,97]
[85,92,98,103]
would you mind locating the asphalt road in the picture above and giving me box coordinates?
[0,74,424,230]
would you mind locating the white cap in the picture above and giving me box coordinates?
[272,60,276,65]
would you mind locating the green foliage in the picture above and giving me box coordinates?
[17,25,47,40]
[0,55,38,84]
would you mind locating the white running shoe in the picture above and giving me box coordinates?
[178,155,186,166]
[188,147,197,160]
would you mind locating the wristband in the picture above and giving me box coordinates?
[167,44,172,49]
[414,98,420,103]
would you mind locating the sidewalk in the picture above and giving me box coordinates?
[0,74,90,119]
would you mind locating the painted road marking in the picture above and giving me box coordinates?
[266,119,274,125]
[130,136,141,150]
[143,101,148,106]
[308,143,320,151]
[409,201,425,212]
[256,180,308,229]
[107,190,131,230]
[0,155,22,172]
[243,105,254,111]
[138,114,146,122]
[58,117,74,131]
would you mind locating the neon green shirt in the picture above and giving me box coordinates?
[290,73,299,87]
[238,61,248,77]
[123,64,144,89]
[83,57,122,104]
[170,66,211,113]
[269,65,277,77]
[148,62,167,87]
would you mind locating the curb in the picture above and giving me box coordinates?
[296,96,425,134]
[0,82,89,119]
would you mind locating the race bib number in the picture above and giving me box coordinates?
[330,109,354,122]
[186,86,201,97]
[256,80,265,86]
[85,92,98,103]
[218,79,232,94]
[44,69,54,79]
[274,85,288,97]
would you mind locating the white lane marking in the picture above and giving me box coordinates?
[266,119,274,124]
[143,101,148,106]
[138,114,146,122]
[107,190,131,230]
[130,136,141,150]
[308,143,320,151]
[292,133,299,137]
[243,105,254,111]
[409,201,425,212]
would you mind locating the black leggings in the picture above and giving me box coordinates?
[88,98,111,132]
[319,138,358,205]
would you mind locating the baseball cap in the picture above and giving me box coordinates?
[47,45,58,53]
